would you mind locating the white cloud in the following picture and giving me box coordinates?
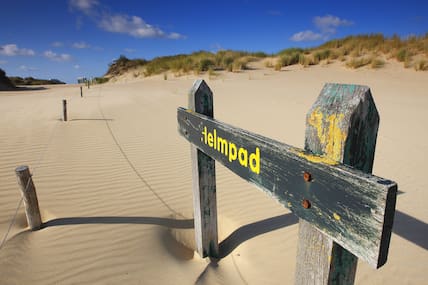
[19,65,38,72]
[72,41,90,48]
[0,44,35,56]
[0,60,7,64]
[69,0,98,14]
[290,30,323,42]
[124,48,136,53]
[69,0,184,39]
[290,14,353,42]
[52,41,64,47]
[44,50,72,62]
[168,32,185,40]
[74,64,80,69]
[98,14,185,39]
[313,15,353,34]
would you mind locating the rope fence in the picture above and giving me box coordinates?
[95,86,185,218]
[0,111,60,251]
[1,85,185,252]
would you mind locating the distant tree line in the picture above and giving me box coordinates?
[9,76,65,85]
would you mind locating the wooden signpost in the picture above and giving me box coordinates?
[178,80,397,283]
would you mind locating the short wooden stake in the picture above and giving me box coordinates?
[80,86,83,97]
[189,79,219,258]
[295,83,381,284]
[62,99,67,121]
[15,165,42,231]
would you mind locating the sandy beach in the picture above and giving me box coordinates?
[0,62,427,284]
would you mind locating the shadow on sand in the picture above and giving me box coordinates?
[70,118,114,121]
[40,208,428,258]
[219,213,298,258]
[43,216,194,229]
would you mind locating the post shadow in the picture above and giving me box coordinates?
[217,209,428,259]
[42,216,194,229]
[219,213,298,258]
[40,210,428,256]
[393,210,428,250]
[70,118,114,121]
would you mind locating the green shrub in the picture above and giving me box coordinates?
[199,58,215,72]
[279,52,300,67]
[313,49,331,62]
[396,49,409,62]
[346,57,371,69]
[94,77,109,84]
[414,60,428,71]
[370,58,385,69]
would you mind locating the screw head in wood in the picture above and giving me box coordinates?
[303,171,312,182]
[302,199,311,209]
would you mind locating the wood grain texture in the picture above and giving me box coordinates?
[15,165,42,231]
[188,79,219,258]
[177,103,396,268]
[295,83,397,285]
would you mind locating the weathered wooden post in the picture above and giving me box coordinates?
[80,86,83,97]
[62,99,67,121]
[295,83,384,284]
[15,165,42,231]
[189,79,219,258]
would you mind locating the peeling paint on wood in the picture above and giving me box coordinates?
[295,83,396,285]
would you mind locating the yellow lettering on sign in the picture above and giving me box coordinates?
[202,126,208,143]
[217,137,228,155]
[249,148,260,174]
[201,126,261,175]
[213,129,217,150]
[229,143,237,162]
[208,133,214,147]
[238,148,248,167]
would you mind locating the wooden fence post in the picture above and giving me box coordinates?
[295,84,381,284]
[63,99,67,121]
[80,86,83,98]
[189,79,219,258]
[15,165,42,231]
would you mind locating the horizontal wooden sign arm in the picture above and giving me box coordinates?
[177,107,397,268]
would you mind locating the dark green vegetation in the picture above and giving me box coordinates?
[0,68,16,90]
[104,34,428,81]
[9,76,65,86]
[1,68,66,90]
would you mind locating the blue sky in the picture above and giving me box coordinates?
[0,0,427,83]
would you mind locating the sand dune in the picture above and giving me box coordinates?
[0,63,427,284]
